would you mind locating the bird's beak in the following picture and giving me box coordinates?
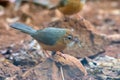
[73,37,79,43]
[73,37,82,48]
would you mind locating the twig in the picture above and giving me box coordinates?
[60,66,65,80]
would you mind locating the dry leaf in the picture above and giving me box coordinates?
[53,51,87,76]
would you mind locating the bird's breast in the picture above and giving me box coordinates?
[38,39,67,51]
[58,0,83,15]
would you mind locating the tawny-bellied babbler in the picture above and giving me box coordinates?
[56,0,86,16]
[14,0,86,19]
[49,0,86,19]
[10,22,81,55]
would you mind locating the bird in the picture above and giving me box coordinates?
[10,22,81,55]
[14,0,86,19]
[50,0,87,20]
[56,0,86,16]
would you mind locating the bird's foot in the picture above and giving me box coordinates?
[56,51,66,59]
[43,50,51,58]
[76,14,85,21]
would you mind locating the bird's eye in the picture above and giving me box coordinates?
[67,35,73,40]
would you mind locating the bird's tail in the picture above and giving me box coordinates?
[10,22,36,35]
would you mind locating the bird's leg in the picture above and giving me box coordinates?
[51,51,65,80]
[76,13,84,21]
[60,66,65,80]
[43,50,51,58]
[56,51,66,59]
[52,51,66,59]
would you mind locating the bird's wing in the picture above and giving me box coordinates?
[32,28,66,45]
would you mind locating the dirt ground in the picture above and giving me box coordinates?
[0,0,119,49]
[0,0,120,80]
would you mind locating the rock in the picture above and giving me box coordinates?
[0,61,21,79]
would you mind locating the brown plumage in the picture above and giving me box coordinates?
[58,0,86,15]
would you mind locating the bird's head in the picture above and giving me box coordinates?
[63,29,82,48]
